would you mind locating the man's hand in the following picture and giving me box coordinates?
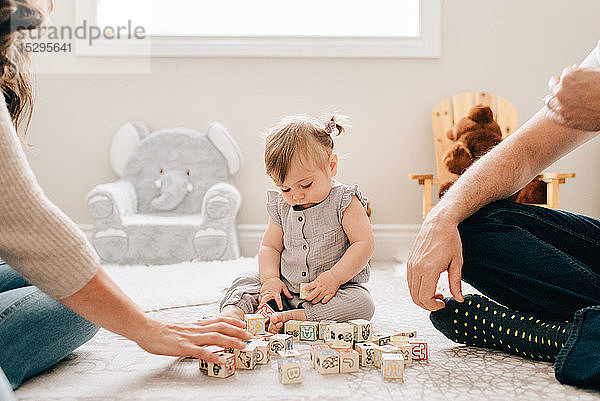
[259,277,293,310]
[406,212,464,311]
[305,270,341,304]
[545,65,600,131]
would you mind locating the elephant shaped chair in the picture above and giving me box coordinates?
[87,121,243,264]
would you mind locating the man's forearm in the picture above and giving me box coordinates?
[432,110,598,225]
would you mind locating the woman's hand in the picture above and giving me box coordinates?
[305,270,341,304]
[135,316,252,365]
[545,65,600,131]
[259,277,292,310]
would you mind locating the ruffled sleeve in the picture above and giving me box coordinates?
[266,189,283,226]
[338,184,368,224]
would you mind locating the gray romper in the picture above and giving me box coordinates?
[219,180,375,322]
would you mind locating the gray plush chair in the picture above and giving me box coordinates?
[87,122,242,264]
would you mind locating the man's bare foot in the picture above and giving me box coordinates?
[268,309,307,333]
[219,305,245,321]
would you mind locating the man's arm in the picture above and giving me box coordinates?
[407,110,598,311]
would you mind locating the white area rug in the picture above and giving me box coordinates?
[15,263,600,401]
[103,257,257,312]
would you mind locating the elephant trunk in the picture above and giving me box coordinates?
[151,172,193,211]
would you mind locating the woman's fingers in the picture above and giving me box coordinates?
[196,347,228,365]
[196,316,245,328]
[194,322,252,340]
[193,332,248,350]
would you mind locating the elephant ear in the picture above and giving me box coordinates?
[206,122,243,175]
[110,122,149,177]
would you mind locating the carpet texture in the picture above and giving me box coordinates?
[15,262,600,401]
[103,257,257,311]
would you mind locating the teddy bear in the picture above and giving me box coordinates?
[438,105,546,204]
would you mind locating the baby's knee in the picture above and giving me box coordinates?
[305,285,375,322]
[228,271,261,288]
[352,288,375,320]
[219,271,261,313]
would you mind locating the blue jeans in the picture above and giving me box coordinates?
[0,262,98,398]
[458,200,600,389]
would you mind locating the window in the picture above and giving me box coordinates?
[76,0,440,57]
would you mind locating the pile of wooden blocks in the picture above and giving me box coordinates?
[306,319,428,380]
[197,309,428,383]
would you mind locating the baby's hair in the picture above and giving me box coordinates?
[265,114,346,185]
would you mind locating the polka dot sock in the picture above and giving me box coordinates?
[430,294,572,361]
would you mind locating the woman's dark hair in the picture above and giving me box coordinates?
[0,0,50,135]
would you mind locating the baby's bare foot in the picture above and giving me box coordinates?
[268,309,308,333]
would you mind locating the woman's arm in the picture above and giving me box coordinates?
[61,268,251,364]
[0,98,250,364]
[305,195,374,304]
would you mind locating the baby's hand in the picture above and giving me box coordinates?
[259,277,293,311]
[305,271,341,305]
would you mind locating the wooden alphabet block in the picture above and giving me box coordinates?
[354,342,377,367]
[337,348,359,373]
[234,344,257,370]
[207,352,236,378]
[199,346,224,370]
[277,349,301,358]
[256,302,276,320]
[299,283,311,299]
[314,349,340,375]
[325,323,354,349]
[269,334,293,353]
[318,320,336,340]
[284,320,301,341]
[278,357,302,384]
[382,354,405,380]
[348,319,372,343]
[299,321,319,342]
[248,339,270,365]
[391,329,417,341]
[245,313,266,335]
[408,339,429,361]
[310,343,331,368]
[395,343,413,366]
[373,345,402,369]
[372,332,392,346]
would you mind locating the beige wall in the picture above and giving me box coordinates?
[24,0,600,227]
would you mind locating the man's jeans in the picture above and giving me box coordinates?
[458,200,600,389]
[0,262,98,398]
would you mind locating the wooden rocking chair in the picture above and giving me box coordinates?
[410,92,575,219]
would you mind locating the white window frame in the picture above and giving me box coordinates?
[75,0,440,58]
